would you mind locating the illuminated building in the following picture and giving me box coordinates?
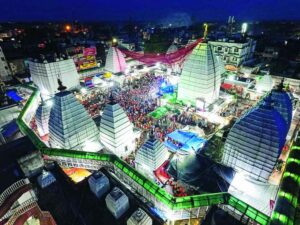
[127,208,152,225]
[105,187,130,219]
[209,38,256,68]
[105,46,127,74]
[0,46,12,81]
[29,58,80,100]
[67,46,98,73]
[16,85,300,225]
[222,97,287,182]
[35,101,51,138]
[48,81,100,151]
[178,42,223,106]
[135,131,169,175]
[88,171,110,198]
[99,95,135,157]
[256,75,273,92]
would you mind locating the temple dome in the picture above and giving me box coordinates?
[105,47,127,74]
[48,91,100,151]
[99,100,135,157]
[222,97,287,182]
[177,42,224,105]
[135,132,169,174]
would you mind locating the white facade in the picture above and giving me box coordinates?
[105,187,130,219]
[256,75,273,93]
[35,102,51,137]
[127,208,152,225]
[177,42,223,106]
[88,171,110,198]
[135,133,169,174]
[209,39,256,67]
[99,101,135,158]
[105,47,127,74]
[29,59,80,100]
[0,46,12,81]
[48,91,100,151]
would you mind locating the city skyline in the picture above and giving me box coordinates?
[1,0,300,22]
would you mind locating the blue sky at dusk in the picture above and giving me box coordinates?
[0,0,300,22]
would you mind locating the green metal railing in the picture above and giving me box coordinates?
[15,85,300,225]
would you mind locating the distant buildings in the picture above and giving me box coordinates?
[135,132,169,175]
[177,42,223,107]
[105,46,127,74]
[209,38,256,68]
[29,58,80,100]
[0,46,12,81]
[105,187,129,219]
[99,96,135,157]
[48,82,100,151]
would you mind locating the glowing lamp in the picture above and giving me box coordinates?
[242,23,248,34]
[65,25,71,32]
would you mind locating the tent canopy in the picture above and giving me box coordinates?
[165,130,206,153]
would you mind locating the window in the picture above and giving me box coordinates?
[5,66,8,70]
[1,57,4,61]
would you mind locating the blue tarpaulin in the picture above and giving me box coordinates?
[164,130,206,154]
[6,90,23,102]
[2,120,19,137]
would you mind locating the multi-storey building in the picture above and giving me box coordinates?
[209,38,256,68]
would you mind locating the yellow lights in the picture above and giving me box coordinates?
[112,38,117,43]
[65,24,71,32]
